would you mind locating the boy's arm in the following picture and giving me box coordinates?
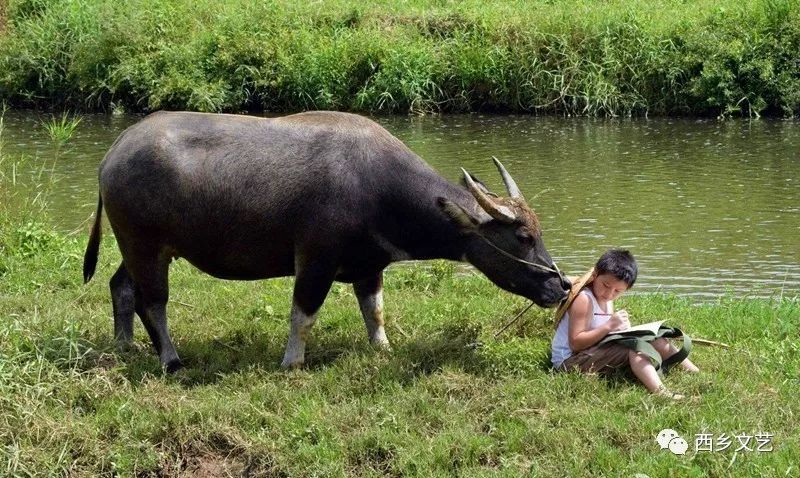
[567,294,615,352]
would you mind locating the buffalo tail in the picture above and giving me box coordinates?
[83,194,103,283]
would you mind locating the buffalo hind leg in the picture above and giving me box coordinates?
[281,255,338,369]
[110,262,167,356]
[354,273,390,348]
[109,263,135,345]
[124,248,182,373]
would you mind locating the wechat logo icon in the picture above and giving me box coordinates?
[657,429,689,455]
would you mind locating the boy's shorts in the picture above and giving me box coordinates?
[557,343,631,374]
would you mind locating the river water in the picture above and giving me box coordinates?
[1,111,798,300]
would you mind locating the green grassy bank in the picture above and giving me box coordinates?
[1,136,799,476]
[1,0,799,117]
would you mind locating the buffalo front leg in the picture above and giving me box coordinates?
[281,256,338,369]
[109,262,135,345]
[354,273,390,348]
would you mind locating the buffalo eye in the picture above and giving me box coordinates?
[515,228,534,245]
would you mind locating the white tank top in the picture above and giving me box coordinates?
[551,288,613,368]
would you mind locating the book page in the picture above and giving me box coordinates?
[616,320,664,334]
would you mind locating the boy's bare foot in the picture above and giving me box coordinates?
[654,385,685,400]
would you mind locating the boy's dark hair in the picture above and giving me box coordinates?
[595,249,638,287]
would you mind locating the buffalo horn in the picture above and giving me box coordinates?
[461,168,516,223]
[492,156,524,200]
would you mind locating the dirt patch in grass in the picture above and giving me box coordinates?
[157,443,288,478]
[156,448,248,478]
[178,452,247,478]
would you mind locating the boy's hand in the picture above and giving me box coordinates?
[608,310,630,332]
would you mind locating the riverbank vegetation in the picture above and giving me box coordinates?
[1,127,798,476]
[0,0,799,117]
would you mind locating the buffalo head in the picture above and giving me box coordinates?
[439,157,570,308]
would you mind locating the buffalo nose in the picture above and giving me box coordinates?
[560,275,572,292]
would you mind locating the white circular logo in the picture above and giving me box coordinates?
[656,428,680,449]
[668,437,689,455]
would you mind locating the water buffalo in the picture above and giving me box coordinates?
[83,111,570,371]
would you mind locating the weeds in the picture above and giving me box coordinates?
[0,104,5,159]
[41,111,81,146]
[0,0,798,116]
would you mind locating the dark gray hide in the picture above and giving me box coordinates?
[83,111,570,371]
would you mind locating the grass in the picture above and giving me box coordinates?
[41,111,82,146]
[1,0,799,117]
[0,119,798,476]
[0,2,6,34]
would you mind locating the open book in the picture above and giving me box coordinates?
[611,320,664,335]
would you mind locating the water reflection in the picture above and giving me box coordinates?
[1,111,798,300]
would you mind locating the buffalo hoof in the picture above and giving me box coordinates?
[164,358,184,374]
[371,339,392,351]
[280,358,304,370]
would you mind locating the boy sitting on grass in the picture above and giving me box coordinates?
[551,249,699,399]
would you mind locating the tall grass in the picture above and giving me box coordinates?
[0,0,799,117]
[0,104,5,160]
[42,111,82,146]
[0,1,6,34]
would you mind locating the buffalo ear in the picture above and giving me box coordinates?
[437,197,479,230]
[460,173,494,196]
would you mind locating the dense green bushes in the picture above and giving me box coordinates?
[0,0,799,116]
